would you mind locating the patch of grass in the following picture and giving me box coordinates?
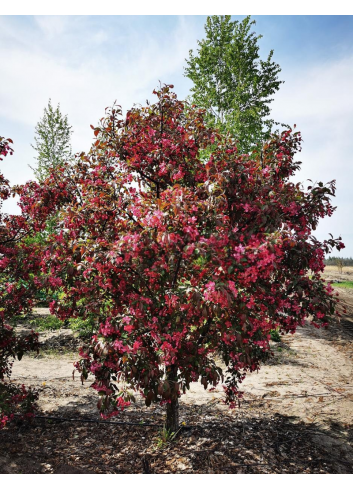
[331,281,353,289]
[270,329,281,342]
[26,312,98,339]
[8,314,28,326]
[68,316,96,338]
[29,315,65,331]
[28,313,97,337]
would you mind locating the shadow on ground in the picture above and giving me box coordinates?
[0,399,352,474]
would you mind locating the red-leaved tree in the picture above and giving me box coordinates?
[19,86,344,431]
[0,136,39,429]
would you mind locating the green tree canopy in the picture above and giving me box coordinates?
[31,99,73,182]
[184,15,284,154]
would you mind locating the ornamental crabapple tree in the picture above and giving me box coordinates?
[0,136,39,429]
[20,86,343,431]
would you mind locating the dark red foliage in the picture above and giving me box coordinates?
[2,86,345,429]
[0,136,39,428]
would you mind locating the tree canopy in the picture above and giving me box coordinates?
[13,85,344,431]
[185,15,283,154]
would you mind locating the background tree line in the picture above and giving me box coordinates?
[324,256,353,266]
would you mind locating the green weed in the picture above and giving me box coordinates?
[270,329,281,342]
[30,315,64,331]
[332,281,353,289]
[68,316,96,338]
[155,426,177,449]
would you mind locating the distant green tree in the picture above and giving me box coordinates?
[184,15,284,154]
[31,100,73,182]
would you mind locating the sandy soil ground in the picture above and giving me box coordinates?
[1,270,352,474]
[322,265,353,282]
[9,317,353,425]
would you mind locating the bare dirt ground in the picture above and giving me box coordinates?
[0,269,352,474]
[322,265,353,283]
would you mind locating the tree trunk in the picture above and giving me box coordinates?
[166,396,179,432]
[165,365,179,432]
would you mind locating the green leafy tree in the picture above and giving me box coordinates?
[31,99,73,182]
[185,15,283,154]
[29,101,73,306]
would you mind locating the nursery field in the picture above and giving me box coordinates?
[0,275,352,474]
[323,266,353,282]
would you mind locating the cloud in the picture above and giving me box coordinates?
[34,15,71,38]
[270,55,353,254]
[0,15,199,217]
[0,16,197,152]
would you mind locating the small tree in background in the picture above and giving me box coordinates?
[336,258,344,274]
[19,86,344,431]
[185,15,283,154]
[31,99,73,182]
